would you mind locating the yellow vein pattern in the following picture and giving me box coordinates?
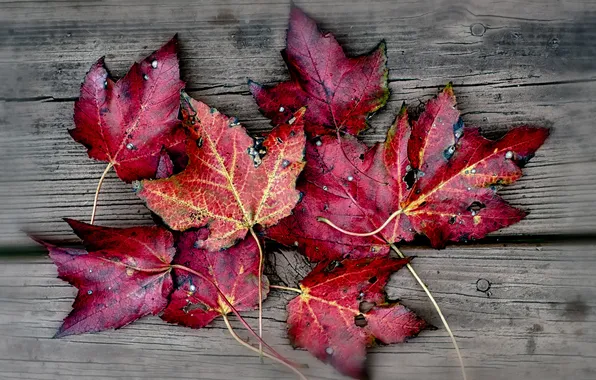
[136,93,306,251]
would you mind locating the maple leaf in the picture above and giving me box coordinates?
[37,219,175,337]
[70,36,186,182]
[267,85,550,260]
[249,5,388,136]
[135,91,306,251]
[287,256,426,379]
[161,230,269,328]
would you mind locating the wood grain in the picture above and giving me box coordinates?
[1,243,594,380]
[1,0,596,245]
[1,0,595,379]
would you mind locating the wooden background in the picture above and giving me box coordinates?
[1,0,596,379]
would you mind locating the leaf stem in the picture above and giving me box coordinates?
[171,264,298,368]
[90,162,114,225]
[249,227,264,360]
[222,313,309,380]
[317,209,403,237]
[388,243,467,380]
[318,213,467,380]
[270,285,302,294]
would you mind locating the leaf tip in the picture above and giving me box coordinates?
[443,82,455,97]
[398,102,408,116]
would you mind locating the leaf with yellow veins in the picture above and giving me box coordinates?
[162,230,269,328]
[135,91,306,250]
[287,256,426,379]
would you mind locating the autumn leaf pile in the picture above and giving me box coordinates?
[34,6,549,380]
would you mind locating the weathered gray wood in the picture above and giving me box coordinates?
[1,1,596,379]
[1,243,594,380]
[1,0,596,244]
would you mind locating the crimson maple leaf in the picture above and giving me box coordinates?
[135,92,306,251]
[287,256,426,379]
[37,219,176,337]
[249,5,388,137]
[162,230,269,328]
[70,36,186,182]
[267,85,550,260]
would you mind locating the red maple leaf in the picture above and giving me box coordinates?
[162,230,269,328]
[287,256,426,379]
[249,6,388,137]
[70,36,186,182]
[135,92,306,251]
[37,219,175,337]
[267,85,549,260]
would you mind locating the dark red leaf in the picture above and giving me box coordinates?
[37,220,175,337]
[70,37,186,182]
[161,230,269,328]
[135,92,306,250]
[287,256,426,379]
[156,149,175,179]
[249,6,388,136]
[267,85,550,260]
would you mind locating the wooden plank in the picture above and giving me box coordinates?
[1,0,596,244]
[1,79,596,244]
[1,243,594,380]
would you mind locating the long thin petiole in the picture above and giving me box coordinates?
[388,243,467,380]
[171,264,300,369]
[270,285,302,294]
[90,162,114,225]
[249,227,264,360]
[318,209,403,237]
[222,313,308,380]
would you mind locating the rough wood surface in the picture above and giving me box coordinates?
[1,244,595,380]
[1,0,595,379]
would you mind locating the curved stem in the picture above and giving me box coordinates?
[388,243,467,380]
[270,285,302,294]
[222,313,308,380]
[171,264,298,368]
[249,227,264,360]
[317,209,403,237]
[90,162,114,225]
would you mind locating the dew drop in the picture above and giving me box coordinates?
[103,80,108,88]
[370,247,376,253]
[471,168,477,174]
[126,143,135,150]
[189,285,196,292]
[276,137,283,144]
[288,116,296,125]
[315,140,322,147]
[467,187,472,191]
[151,60,158,69]
[447,145,456,154]
[505,151,513,159]
[293,241,299,247]
[326,347,334,355]
[281,159,290,168]
[323,186,328,191]
[347,175,354,181]
[359,292,364,298]
[143,74,149,81]
[87,290,93,295]
[89,269,93,273]
[279,106,285,112]
[455,129,462,138]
